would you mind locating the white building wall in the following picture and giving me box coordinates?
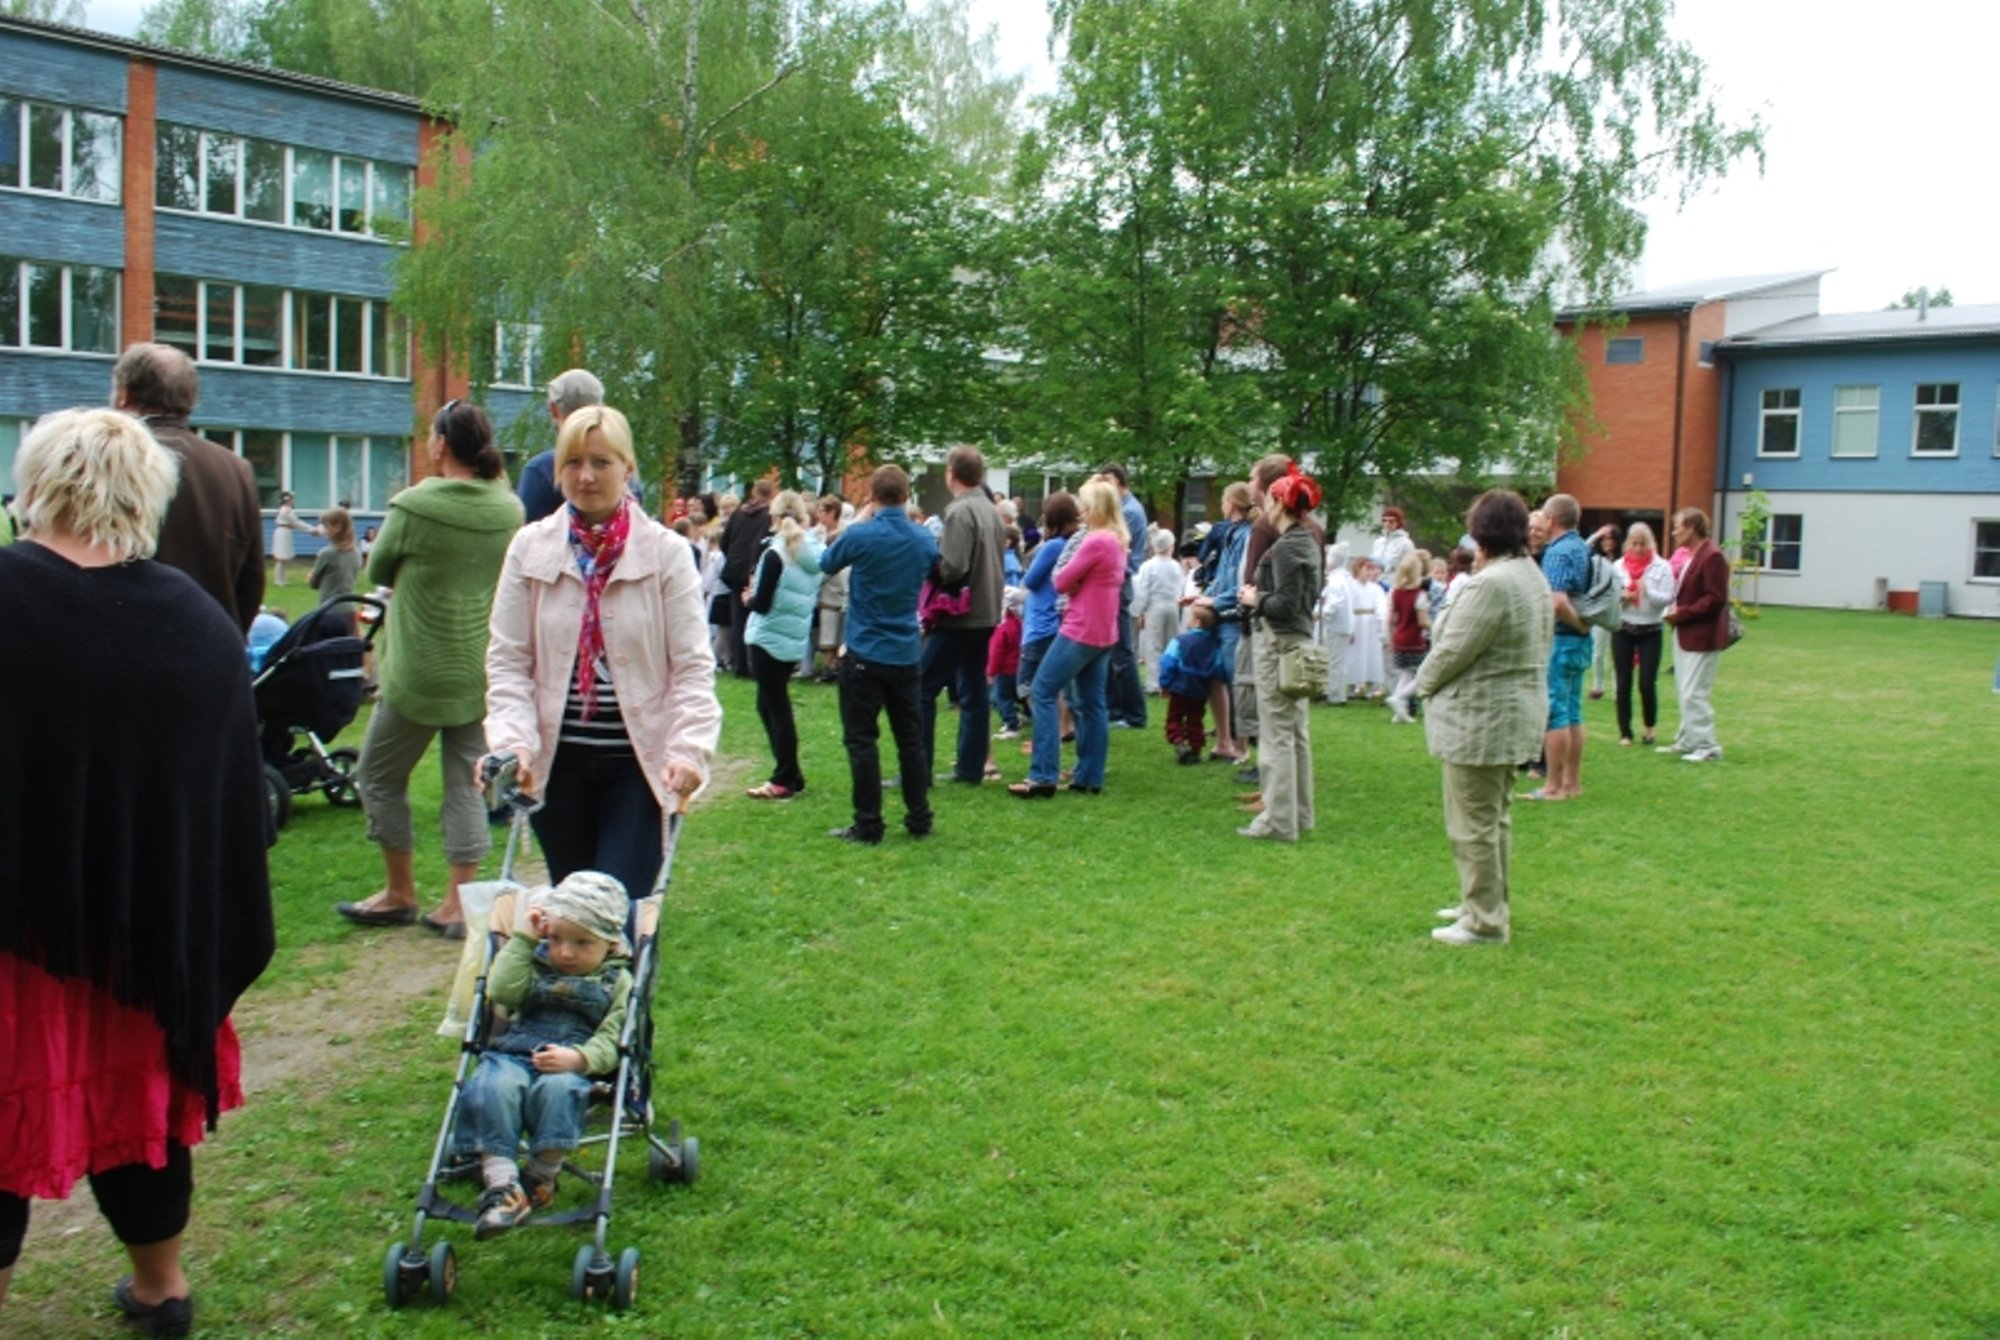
[1717,489,2000,618]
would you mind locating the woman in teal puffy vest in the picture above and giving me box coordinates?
[743,490,824,799]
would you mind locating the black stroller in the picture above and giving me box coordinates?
[251,593,384,831]
[383,756,699,1312]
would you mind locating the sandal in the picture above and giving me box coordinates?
[1008,781,1056,799]
[113,1275,194,1337]
[745,782,798,800]
[335,898,417,927]
[982,764,1004,782]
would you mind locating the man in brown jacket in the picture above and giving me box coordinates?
[111,343,265,631]
[1662,507,1731,762]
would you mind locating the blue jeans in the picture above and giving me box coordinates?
[1029,635,1111,788]
[919,625,993,782]
[460,1052,594,1157]
[1546,635,1593,730]
[992,673,1019,729]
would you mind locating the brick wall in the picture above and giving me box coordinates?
[120,60,155,344]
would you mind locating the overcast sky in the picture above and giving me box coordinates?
[87,0,1997,313]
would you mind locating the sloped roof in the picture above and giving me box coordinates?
[1559,270,1830,320]
[0,13,422,114]
[1717,304,2000,351]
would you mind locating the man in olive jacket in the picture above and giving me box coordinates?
[920,446,1005,784]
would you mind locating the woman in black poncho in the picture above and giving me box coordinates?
[0,409,274,1334]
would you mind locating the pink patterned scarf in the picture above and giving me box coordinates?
[566,497,632,719]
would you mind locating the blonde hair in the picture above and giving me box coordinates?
[1392,551,1425,589]
[770,488,812,559]
[321,504,355,549]
[1624,521,1658,554]
[1077,478,1128,542]
[1221,481,1253,519]
[13,408,179,561]
[553,404,637,474]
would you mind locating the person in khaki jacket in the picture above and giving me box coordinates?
[1413,490,1552,945]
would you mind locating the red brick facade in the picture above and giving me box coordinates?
[120,61,156,345]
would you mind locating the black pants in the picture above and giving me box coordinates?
[1612,623,1664,740]
[1107,576,1148,726]
[530,747,663,902]
[919,626,993,783]
[0,1143,192,1270]
[748,645,805,791]
[728,595,754,679]
[838,654,932,839]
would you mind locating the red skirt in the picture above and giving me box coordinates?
[0,953,243,1201]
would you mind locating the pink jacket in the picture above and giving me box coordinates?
[485,510,722,809]
[1055,529,1126,647]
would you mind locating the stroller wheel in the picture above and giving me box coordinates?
[570,1245,603,1302]
[650,1136,699,1185]
[323,747,362,808]
[264,763,292,832]
[612,1247,641,1310]
[383,1241,422,1309]
[426,1240,457,1303]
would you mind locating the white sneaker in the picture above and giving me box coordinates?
[1681,747,1722,763]
[1436,907,1463,921]
[1431,923,1507,946]
[1655,744,1686,755]
[995,728,1020,740]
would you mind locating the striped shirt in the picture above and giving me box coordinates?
[558,651,634,754]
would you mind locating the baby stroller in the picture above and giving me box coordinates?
[251,593,385,831]
[383,755,699,1312]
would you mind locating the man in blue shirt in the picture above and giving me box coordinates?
[1536,493,1592,801]
[516,368,605,523]
[1100,463,1150,729]
[820,465,940,843]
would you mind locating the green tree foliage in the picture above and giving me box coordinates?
[1889,286,1953,310]
[396,0,1014,495]
[134,0,253,54]
[2,0,85,23]
[1013,0,1760,526]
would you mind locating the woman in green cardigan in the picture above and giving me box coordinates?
[335,401,522,938]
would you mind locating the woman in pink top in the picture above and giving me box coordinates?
[1011,478,1128,797]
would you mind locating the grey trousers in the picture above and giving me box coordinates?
[1244,632,1314,840]
[355,695,493,864]
[1440,762,1514,937]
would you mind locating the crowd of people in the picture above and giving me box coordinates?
[0,349,1739,1327]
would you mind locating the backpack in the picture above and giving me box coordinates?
[1575,553,1624,633]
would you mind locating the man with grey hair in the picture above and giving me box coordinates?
[111,341,264,630]
[516,367,606,522]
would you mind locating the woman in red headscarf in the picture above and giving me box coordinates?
[1235,465,1324,842]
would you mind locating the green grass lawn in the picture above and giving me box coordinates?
[11,605,2000,1336]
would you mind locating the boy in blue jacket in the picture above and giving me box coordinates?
[1158,604,1219,764]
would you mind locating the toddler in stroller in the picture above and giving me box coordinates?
[461,871,632,1240]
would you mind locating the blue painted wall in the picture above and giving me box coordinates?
[196,365,415,436]
[1723,339,2000,494]
[0,31,128,112]
[154,212,397,296]
[0,351,118,416]
[0,191,126,268]
[155,65,418,164]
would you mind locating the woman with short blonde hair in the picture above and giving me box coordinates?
[11,408,177,560]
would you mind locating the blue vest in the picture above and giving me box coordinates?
[746,533,824,663]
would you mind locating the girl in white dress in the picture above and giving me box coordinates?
[1316,542,1353,702]
[1344,556,1387,698]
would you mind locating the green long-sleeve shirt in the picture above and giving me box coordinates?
[488,928,633,1076]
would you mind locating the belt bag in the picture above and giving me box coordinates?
[1275,638,1330,699]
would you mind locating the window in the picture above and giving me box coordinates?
[155,122,200,210]
[1745,513,1803,573]
[371,307,408,379]
[156,279,403,377]
[1606,337,1643,365]
[335,158,368,234]
[1758,388,1801,457]
[291,148,332,230]
[243,139,286,223]
[241,285,283,367]
[1,99,121,202]
[153,125,407,238]
[1913,383,1959,455]
[370,165,410,237]
[0,259,119,353]
[494,321,543,388]
[1977,521,2000,580]
[367,437,408,509]
[1831,385,1878,458]
[203,132,239,215]
[1698,340,1717,367]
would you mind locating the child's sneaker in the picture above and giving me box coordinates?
[995,727,1020,740]
[474,1182,531,1239]
[1174,745,1198,765]
[523,1171,560,1210]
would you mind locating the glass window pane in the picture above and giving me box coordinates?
[68,111,120,203]
[336,157,367,233]
[243,139,285,223]
[292,148,332,230]
[1916,410,1957,454]
[0,261,17,347]
[203,133,239,215]
[370,162,409,236]
[1762,415,1797,455]
[70,266,117,354]
[1832,408,1876,458]
[333,296,363,373]
[204,281,236,362]
[371,306,407,379]
[334,435,365,505]
[25,264,62,347]
[25,103,61,191]
[241,429,282,507]
[294,293,330,371]
[0,98,19,187]
[289,432,331,508]
[155,123,200,210]
[0,420,18,487]
[155,275,198,354]
[241,284,282,367]
[367,436,407,510]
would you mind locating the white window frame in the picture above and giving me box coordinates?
[154,123,410,241]
[154,277,407,379]
[1,98,122,203]
[1974,519,2000,583]
[1746,513,1803,574]
[1912,382,1960,457]
[493,321,544,389]
[1830,384,1879,459]
[1757,387,1802,458]
[5,259,120,353]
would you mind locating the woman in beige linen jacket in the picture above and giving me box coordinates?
[1413,490,1551,946]
[484,406,722,902]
